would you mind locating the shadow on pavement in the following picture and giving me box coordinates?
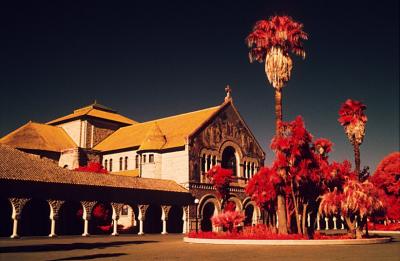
[0,240,157,253]
[47,253,128,260]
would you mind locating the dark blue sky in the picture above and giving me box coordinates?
[0,0,398,171]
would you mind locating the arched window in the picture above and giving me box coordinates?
[201,154,206,173]
[119,157,123,171]
[124,156,128,170]
[206,155,211,171]
[135,155,139,169]
[222,146,237,176]
[212,155,217,166]
[109,159,113,172]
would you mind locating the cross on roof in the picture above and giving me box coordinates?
[224,85,232,102]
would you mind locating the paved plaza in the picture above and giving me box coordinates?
[0,234,399,261]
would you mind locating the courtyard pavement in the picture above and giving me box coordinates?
[0,233,399,261]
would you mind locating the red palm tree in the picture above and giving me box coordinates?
[246,15,308,234]
[338,99,367,175]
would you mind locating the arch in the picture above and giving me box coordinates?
[58,201,83,235]
[20,199,50,236]
[118,204,137,234]
[218,140,243,161]
[0,199,12,237]
[227,195,243,211]
[221,146,238,176]
[144,205,162,234]
[198,195,221,232]
[90,202,112,235]
[167,205,183,233]
[243,198,261,226]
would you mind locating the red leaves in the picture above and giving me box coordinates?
[371,152,400,220]
[338,99,367,126]
[206,165,233,199]
[245,167,280,209]
[211,207,245,233]
[92,203,110,220]
[246,15,308,62]
[75,161,108,174]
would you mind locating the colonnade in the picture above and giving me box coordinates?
[3,198,189,238]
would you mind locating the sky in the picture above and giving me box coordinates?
[0,0,398,172]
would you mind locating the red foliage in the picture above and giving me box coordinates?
[92,204,110,220]
[370,223,400,231]
[75,161,108,174]
[211,206,245,233]
[338,99,367,127]
[206,165,233,200]
[246,15,308,62]
[371,152,400,220]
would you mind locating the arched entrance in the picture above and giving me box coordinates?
[222,146,237,176]
[90,202,112,235]
[201,202,215,232]
[58,201,83,235]
[144,205,162,234]
[167,205,183,233]
[244,204,254,226]
[20,199,50,236]
[118,204,137,234]
[0,199,12,237]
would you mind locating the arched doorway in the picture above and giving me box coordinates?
[201,202,215,232]
[58,201,83,235]
[144,205,162,234]
[20,199,50,236]
[90,202,112,235]
[222,146,237,176]
[0,199,12,237]
[167,206,183,233]
[118,204,137,234]
[244,204,254,226]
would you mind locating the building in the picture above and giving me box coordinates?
[0,89,265,237]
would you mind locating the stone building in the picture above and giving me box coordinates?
[0,89,265,237]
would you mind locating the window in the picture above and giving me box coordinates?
[143,154,146,163]
[201,155,206,172]
[212,156,217,166]
[109,159,113,172]
[104,159,108,169]
[135,155,139,169]
[119,157,123,171]
[149,154,154,163]
[121,205,129,216]
[124,156,128,170]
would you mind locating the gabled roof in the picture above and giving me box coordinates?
[139,122,167,151]
[0,144,188,193]
[47,102,138,125]
[0,122,77,152]
[94,105,221,152]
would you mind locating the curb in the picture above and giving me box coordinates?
[183,237,391,245]
[369,230,400,235]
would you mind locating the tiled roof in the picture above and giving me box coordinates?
[0,144,188,193]
[0,122,77,152]
[47,102,137,125]
[138,122,166,151]
[94,105,221,152]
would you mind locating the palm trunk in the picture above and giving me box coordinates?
[274,88,288,234]
[353,141,361,176]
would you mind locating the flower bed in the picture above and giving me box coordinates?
[188,225,355,240]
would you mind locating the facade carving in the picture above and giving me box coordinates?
[47,200,65,220]
[138,204,149,220]
[80,201,97,220]
[9,198,30,219]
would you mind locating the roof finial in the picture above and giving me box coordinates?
[224,85,232,102]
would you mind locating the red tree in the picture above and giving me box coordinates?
[206,165,233,209]
[75,161,108,174]
[319,179,383,239]
[211,202,245,233]
[371,152,400,221]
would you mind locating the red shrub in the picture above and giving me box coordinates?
[75,161,108,174]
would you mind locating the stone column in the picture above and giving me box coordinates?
[111,203,124,236]
[161,205,171,235]
[182,206,189,234]
[307,213,311,228]
[138,205,149,235]
[341,216,345,229]
[325,217,329,230]
[316,215,320,230]
[9,198,29,239]
[48,200,64,237]
[333,216,337,230]
[81,201,97,237]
